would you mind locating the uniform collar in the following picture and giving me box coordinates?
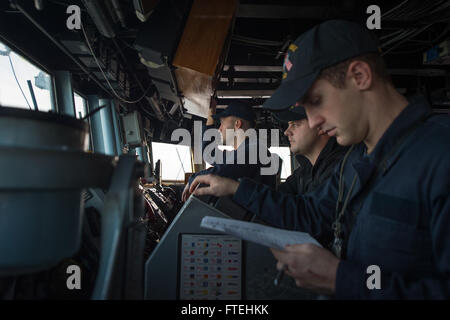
[349,95,431,193]
[294,138,340,172]
[361,95,431,164]
[295,154,312,169]
[316,138,338,162]
[312,137,339,174]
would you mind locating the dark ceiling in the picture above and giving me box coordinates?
[221,0,450,108]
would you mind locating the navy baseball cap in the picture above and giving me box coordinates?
[273,106,307,123]
[212,101,256,123]
[263,20,380,111]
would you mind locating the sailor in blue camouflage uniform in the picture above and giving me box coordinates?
[189,20,450,299]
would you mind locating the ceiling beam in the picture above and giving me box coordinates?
[217,90,275,98]
[223,65,283,72]
[236,4,342,19]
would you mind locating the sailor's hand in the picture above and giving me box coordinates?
[189,174,239,198]
[181,183,191,202]
[270,244,340,295]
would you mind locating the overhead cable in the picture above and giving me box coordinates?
[8,54,32,110]
[80,23,152,104]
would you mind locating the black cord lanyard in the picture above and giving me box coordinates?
[331,145,356,259]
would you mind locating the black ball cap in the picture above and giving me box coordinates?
[263,20,380,111]
[212,101,256,122]
[273,106,307,123]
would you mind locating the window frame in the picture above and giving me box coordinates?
[0,37,56,112]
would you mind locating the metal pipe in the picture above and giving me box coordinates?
[111,103,123,155]
[88,95,106,154]
[99,98,118,156]
[34,0,44,10]
[12,1,112,97]
[54,71,76,116]
[81,0,116,38]
[111,0,127,28]
[26,80,39,111]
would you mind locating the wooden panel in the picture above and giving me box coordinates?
[173,0,237,118]
[173,0,237,76]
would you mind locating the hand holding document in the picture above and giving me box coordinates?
[200,216,322,250]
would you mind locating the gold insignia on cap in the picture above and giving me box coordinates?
[288,44,298,52]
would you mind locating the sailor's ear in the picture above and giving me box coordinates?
[347,60,372,91]
[234,119,243,129]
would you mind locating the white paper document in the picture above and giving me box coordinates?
[200,216,322,250]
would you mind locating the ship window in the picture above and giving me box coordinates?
[74,92,87,119]
[0,41,54,112]
[269,146,292,181]
[151,142,193,182]
[205,145,292,180]
[204,146,292,181]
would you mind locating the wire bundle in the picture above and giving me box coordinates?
[382,0,450,23]
[380,0,450,55]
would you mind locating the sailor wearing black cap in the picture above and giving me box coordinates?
[212,101,256,149]
[182,101,279,201]
[274,107,348,197]
[189,20,450,299]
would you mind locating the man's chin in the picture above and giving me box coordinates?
[336,136,347,146]
[336,135,357,147]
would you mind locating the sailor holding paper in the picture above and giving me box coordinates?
[189,20,450,299]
